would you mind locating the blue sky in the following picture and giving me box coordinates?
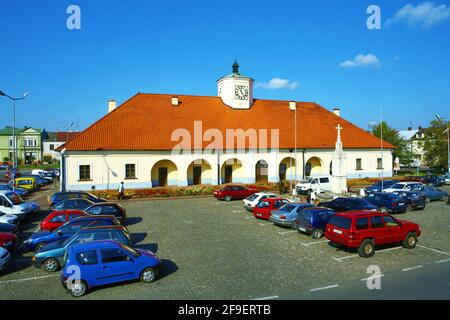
[1,0,450,132]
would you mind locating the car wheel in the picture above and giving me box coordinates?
[35,242,47,252]
[311,229,323,239]
[402,232,418,249]
[68,280,88,298]
[43,258,60,272]
[224,196,232,202]
[358,239,375,258]
[140,267,157,283]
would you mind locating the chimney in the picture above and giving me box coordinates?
[408,127,412,131]
[333,108,340,117]
[108,99,117,113]
[289,101,297,111]
[171,96,179,106]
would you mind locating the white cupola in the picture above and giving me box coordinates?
[217,60,254,109]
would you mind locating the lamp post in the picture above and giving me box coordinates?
[0,90,30,169]
[62,122,74,142]
[435,115,450,175]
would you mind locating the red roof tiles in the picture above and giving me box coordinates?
[60,93,395,151]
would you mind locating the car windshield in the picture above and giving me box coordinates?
[6,193,24,205]
[390,183,405,189]
[120,243,141,257]
[247,194,259,201]
[279,204,296,212]
[256,201,269,208]
[328,216,352,230]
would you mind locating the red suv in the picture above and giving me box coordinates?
[325,210,421,258]
[213,185,257,201]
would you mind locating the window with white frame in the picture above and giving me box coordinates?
[79,165,91,181]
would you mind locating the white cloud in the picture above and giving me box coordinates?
[386,2,450,28]
[255,78,299,90]
[339,53,381,69]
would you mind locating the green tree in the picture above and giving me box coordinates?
[422,119,449,169]
[370,121,413,165]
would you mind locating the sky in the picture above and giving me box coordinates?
[0,0,450,133]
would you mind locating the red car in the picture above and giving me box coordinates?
[40,210,87,232]
[325,210,421,258]
[213,185,258,201]
[0,232,18,251]
[253,198,292,220]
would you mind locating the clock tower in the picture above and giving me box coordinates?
[217,60,254,109]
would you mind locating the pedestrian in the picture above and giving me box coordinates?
[118,181,125,200]
[310,190,317,204]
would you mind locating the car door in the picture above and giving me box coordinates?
[382,215,403,243]
[0,195,12,214]
[98,248,136,285]
[369,215,389,245]
[74,250,101,286]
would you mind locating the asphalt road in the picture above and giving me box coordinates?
[1,185,449,300]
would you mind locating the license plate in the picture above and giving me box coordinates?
[333,229,342,235]
[299,227,306,232]
[399,203,405,206]
[257,214,262,217]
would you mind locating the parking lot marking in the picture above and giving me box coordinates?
[436,258,450,264]
[402,265,423,272]
[309,284,339,292]
[360,274,385,281]
[417,245,450,256]
[278,230,297,235]
[304,240,329,246]
[332,247,402,262]
[252,295,279,300]
[0,274,59,285]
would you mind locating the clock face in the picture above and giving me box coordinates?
[235,85,249,100]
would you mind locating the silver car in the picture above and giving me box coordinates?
[270,203,315,227]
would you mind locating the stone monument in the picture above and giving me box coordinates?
[331,124,348,194]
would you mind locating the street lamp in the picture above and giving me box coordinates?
[435,114,450,175]
[62,122,74,143]
[0,90,30,169]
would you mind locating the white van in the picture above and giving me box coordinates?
[295,176,332,195]
[0,190,38,221]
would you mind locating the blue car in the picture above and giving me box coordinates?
[295,207,336,239]
[391,190,426,211]
[24,215,120,252]
[269,203,315,227]
[365,180,399,193]
[0,184,29,197]
[364,192,408,213]
[61,240,162,297]
[413,185,449,201]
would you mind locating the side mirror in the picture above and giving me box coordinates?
[57,230,62,236]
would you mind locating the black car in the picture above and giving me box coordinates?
[53,198,95,211]
[391,190,426,211]
[319,197,378,212]
[85,202,127,224]
[50,191,106,207]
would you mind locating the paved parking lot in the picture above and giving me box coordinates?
[1,186,450,299]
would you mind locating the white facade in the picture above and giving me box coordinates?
[62,149,393,191]
[43,141,64,161]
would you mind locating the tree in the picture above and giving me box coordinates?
[422,119,449,170]
[370,121,413,165]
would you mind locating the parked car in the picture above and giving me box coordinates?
[0,232,18,251]
[0,184,29,197]
[422,175,444,187]
[40,210,87,232]
[53,198,95,211]
[253,198,292,220]
[24,215,120,252]
[364,192,408,213]
[213,185,258,201]
[0,246,11,272]
[0,190,39,221]
[325,211,421,258]
[295,207,336,239]
[269,203,315,227]
[242,192,279,211]
[365,180,399,193]
[49,191,106,207]
[0,222,18,234]
[382,182,424,193]
[84,202,127,224]
[21,175,49,186]
[319,197,377,212]
[412,185,449,202]
[0,164,11,170]
[441,173,450,185]
[61,240,162,297]
[295,176,332,195]
[4,168,20,180]
[0,212,19,225]
[11,177,37,190]
[33,225,132,272]
[391,190,426,211]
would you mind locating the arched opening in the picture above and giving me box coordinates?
[305,157,324,177]
[220,158,243,184]
[151,160,178,187]
[279,157,296,182]
[255,160,268,183]
[187,159,212,185]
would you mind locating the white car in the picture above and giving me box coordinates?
[0,190,38,221]
[0,247,11,272]
[295,176,332,195]
[0,212,19,225]
[383,182,424,193]
[242,192,279,211]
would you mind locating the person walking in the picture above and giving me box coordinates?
[118,181,125,200]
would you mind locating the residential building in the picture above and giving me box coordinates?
[0,126,44,164]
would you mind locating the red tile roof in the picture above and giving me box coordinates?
[56,132,79,142]
[59,93,395,151]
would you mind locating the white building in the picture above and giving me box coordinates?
[398,127,427,165]
[58,62,394,191]
[43,132,79,162]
